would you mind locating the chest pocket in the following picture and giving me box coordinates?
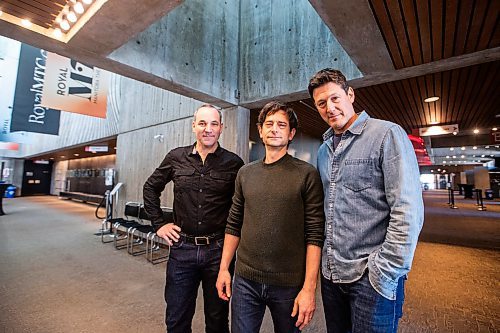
[209,171,236,194]
[342,159,373,192]
[174,168,195,190]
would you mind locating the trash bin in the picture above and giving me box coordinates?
[484,189,493,200]
[4,186,16,198]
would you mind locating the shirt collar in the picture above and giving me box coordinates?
[189,142,223,157]
[322,111,370,141]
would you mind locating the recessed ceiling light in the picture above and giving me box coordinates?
[461,155,465,158]
[473,129,479,134]
[446,156,450,158]
[443,161,447,164]
[21,19,32,27]
[481,155,485,157]
[450,147,454,151]
[67,11,77,22]
[53,28,63,38]
[493,127,498,131]
[453,131,457,135]
[437,168,441,171]
[424,96,439,103]
[74,153,79,156]
[485,146,490,149]
[60,19,70,31]
[74,2,84,14]
[461,147,465,150]
[473,146,477,149]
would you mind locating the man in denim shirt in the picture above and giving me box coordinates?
[308,68,424,333]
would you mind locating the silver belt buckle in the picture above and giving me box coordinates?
[195,236,210,245]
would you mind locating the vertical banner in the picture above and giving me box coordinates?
[0,37,32,143]
[10,44,61,135]
[41,52,109,118]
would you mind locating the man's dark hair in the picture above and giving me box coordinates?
[257,100,298,131]
[308,68,349,100]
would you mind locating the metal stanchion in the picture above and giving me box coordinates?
[476,189,486,211]
[450,188,458,209]
[447,188,452,206]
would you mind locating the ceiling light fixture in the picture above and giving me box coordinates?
[424,96,440,103]
[485,146,490,149]
[473,129,479,134]
[473,146,477,150]
[60,19,70,31]
[67,11,77,22]
[450,147,454,151]
[493,127,498,131]
[461,155,465,158]
[453,131,457,135]
[461,147,465,150]
[53,28,62,38]
[74,2,85,14]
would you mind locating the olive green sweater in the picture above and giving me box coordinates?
[225,154,325,287]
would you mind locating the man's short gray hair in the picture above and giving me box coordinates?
[193,104,223,123]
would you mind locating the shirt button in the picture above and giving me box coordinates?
[198,204,202,208]
[199,189,203,192]
[198,221,202,225]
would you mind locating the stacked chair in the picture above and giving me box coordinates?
[100,202,173,264]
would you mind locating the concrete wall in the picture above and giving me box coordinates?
[114,79,249,217]
[239,0,362,105]
[51,160,69,195]
[109,0,240,105]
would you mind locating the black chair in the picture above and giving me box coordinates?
[127,205,155,256]
[145,207,174,264]
[100,202,142,248]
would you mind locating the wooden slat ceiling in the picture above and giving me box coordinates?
[280,1,500,141]
[368,0,500,69]
[0,0,67,28]
[286,61,499,139]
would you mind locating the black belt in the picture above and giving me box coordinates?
[179,231,225,246]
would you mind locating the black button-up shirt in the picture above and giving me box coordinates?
[143,143,244,236]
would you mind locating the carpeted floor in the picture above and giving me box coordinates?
[0,192,498,332]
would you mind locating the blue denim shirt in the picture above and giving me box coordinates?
[317,111,424,300]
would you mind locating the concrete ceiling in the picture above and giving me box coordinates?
[1,0,499,167]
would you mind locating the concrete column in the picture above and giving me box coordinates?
[220,106,250,163]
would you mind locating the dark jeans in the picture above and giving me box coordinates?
[165,238,229,333]
[231,275,301,333]
[321,271,405,333]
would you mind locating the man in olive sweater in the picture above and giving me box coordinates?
[216,101,325,333]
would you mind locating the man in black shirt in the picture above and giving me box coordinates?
[143,104,244,333]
